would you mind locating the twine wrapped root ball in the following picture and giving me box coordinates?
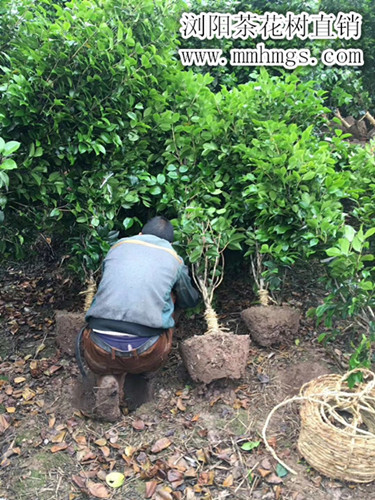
[298,369,375,483]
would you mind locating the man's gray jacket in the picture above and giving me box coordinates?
[85,234,199,336]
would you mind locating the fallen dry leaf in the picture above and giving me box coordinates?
[79,450,97,462]
[185,487,197,500]
[155,487,173,500]
[275,485,283,499]
[145,480,158,498]
[198,471,215,486]
[14,377,26,384]
[97,470,107,481]
[87,480,110,499]
[22,387,36,401]
[124,445,136,457]
[100,446,110,458]
[196,448,209,464]
[94,438,107,447]
[265,473,283,485]
[151,437,171,453]
[6,407,16,414]
[132,419,145,431]
[51,442,69,453]
[51,431,66,443]
[176,399,186,412]
[260,458,272,470]
[267,436,277,448]
[74,435,87,446]
[210,395,223,407]
[167,469,183,483]
[184,468,197,478]
[44,364,62,375]
[167,454,188,472]
[136,451,148,464]
[0,415,10,434]
[106,429,119,443]
[222,474,233,487]
[72,475,86,489]
[258,467,272,478]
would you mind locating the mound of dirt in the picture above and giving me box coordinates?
[276,360,332,398]
[180,331,250,384]
[55,310,84,356]
[241,305,300,347]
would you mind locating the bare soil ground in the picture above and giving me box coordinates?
[1,260,375,499]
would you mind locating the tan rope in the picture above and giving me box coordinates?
[82,275,97,313]
[262,369,375,482]
[204,304,220,334]
[258,289,269,306]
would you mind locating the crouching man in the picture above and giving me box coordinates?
[82,216,200,421]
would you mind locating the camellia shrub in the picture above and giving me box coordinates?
[0,0,186,271]
[0,0,366,297]
[176,204,249,384]
[311,225,375,378]
[236,119,350,297]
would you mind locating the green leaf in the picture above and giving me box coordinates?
[344,225,356,243]
[3,141,20,156]
[302,170,315,181]
[117,22,123,43]
[1,159,17,170]
[128,132,139,142]
[150,186,161,195]
[326,247,341,257]
[50,208,61,217]
[141,54,151,68]
[127,112,137,121]
[359,281,374,291]
[364,228,375,240]
[123,217,134,230]
[189,248,203,263]
[0,171,9,188]
[276,463,288,478]
[241,441,260,452]
[352,236,362,252]
[339,238,350,255]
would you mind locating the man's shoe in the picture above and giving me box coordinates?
[95,375,121,422]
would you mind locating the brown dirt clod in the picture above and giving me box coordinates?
[55,310,84,356]
[180,331,250,384]
[241,305,300,347]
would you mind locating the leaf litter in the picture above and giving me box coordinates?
[1,263,375,499]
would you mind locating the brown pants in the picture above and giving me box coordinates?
[82,327,174,377]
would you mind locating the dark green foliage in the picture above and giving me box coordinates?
[1,0,375,368]
[0,0,185,271]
